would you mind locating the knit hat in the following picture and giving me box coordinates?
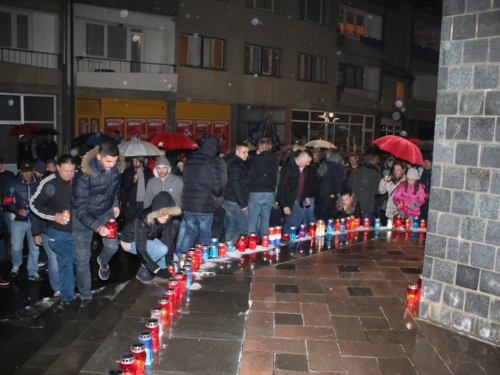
[33,161,47,174]
[407,168,419,180]
[155,156,171,168]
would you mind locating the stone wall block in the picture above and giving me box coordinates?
[460,92,484,115]
[485,91,500,115]
[475,194,500,220]
[445,117,469,140]
[452,311,475,334]
[496,249,500,272]
[442,166,465,189]
[433,258,457,283]
[467,0,492,12]
[450,67,473,90]
[491,37,500,62]
[429,188,452,212]
[434,142,455,164]
[470,244,496,270]
[485,220,500,246]
[466,168,490,192]
[451,191,475,215]
[437,213,461,237]
[431,165,442,187]
[422,279,443,302]
[447,238,471,264]
[491,299,500,323]
[443,285,465,309]
[423,256,433,278]
[427,210,438,233]
[438,67,449,90]
[465,292,490,318]
[474,319,500,345]
[470,117,496,141]
[434,117,446,139]
[461,217,486,242]
[443,0,465,16]
[480,145,500,168]
[464,39,489,63]
[453,14,477,40]
[437,92,459,114]
[425,234,448,258]
[474,66,499,90]
[490,171,500,195]
[479,270,500,297]
[456,264,480,290]
[455,143,479,167]
[477,10,500,37]
[496,118,500,142]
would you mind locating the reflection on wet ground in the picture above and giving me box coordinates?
[1,230,500,374]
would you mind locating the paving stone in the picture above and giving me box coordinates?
[460,91,485,115]
[243,337,306,354]
[405,342,456,375]
[307,341,345,373]
[274,325,336,340]
[338,265,360,272]
[443,285,465,310]
[245,311,274,337]
[339,342,407,358]
[471,244,496,270]
[301,303,331,326]
[331,316,368,342]
[344,357,383,375]
[275,353,309,372]
[251,301,301,314]
[474,66,499,90]
[456,265,480,290]
[275,263,296,270]
[365,330,417,345]
[170,311,245,341]
[360,317,390,330]
[377,358,418,375]
[250,283,275,301]
[347,287,373,296]
[465,292,490,318]
[479,270,500,297]
[275,285,299,294]
[239,350,273,375]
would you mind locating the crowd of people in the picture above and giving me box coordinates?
[0,135,433,305]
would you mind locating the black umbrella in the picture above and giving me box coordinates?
[248,113,280,149]
[32,128,60,135]
[416,140,434,151]
[72,132,116,146]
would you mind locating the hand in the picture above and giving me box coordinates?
[54,213,69,225]
[241,206,248,212]
[283,207,291,215]
[385,175,391,181]
[305,198,311,207]
[33,235,42,246]
[97,225,110,237]
[18,208,27,217]
[113,207,120,218]
[133,174,138,183]
[410,202,418,209]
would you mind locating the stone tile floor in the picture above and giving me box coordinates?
[3,231,500,374]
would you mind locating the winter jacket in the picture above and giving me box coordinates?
[332,194,362,219]
[420,169,432,194]
[214,156,227,209]
[277,156,309,210]
[181,136,223,213]
[0,168,15,205]
[317,153,345,198]
[17,142,31,168]
[378,175,406,218]
[305,165,321,197]
[247,150,280,193]
[120,192,182,272]
[72,147,125,231]
[224,153,249,207]
[347,162,380,214]
[144,173,183,208]
[3,175,39,222]
[40,140,58,162]
[30,171,73,233]
[393,181,426,217]
[122,165,154,206]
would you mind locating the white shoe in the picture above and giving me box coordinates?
[54,291,60,298]
[11,267,19,278]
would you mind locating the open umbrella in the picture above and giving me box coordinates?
[407,138,421,144]
[305,139,337,149]
[32,128,60,135]
[72,132,116,146]
[149,132,199,150]
[8,124,38,136]
[373,135,424,165]
[416,140,434,151]
[282,143,306,152]
[118,137,163,157]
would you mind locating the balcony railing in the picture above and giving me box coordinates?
[412,45,439,64]
[0,47,60,69]
[337,31,385,50]
[75,56,176,74]
[410,97,436,111]
[336,86,380,102]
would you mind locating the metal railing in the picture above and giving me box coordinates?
[336,85,380,101]
[410,97,436,111]
[0,47,60,69]
[337,31,385,50]
[75,56,176,74]
[412,45,439,63]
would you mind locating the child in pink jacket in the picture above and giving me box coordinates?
[393,168,426,218]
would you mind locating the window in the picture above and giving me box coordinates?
[338,63,363,89]
[246,0,284,15]
[0,10,31,49]
[180,34,224,70]
[244,44,280,77]
[300,0,330,26]
[298,54,327,83]
[85,23,127,59]
[338,6,382,41]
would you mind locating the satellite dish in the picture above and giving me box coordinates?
[392,112,401,121]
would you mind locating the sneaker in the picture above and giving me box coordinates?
[28,273,43,282]
[60,300,70,306]
[10,267,19,278]
[135,265,154,284]
[80,298,92,307]
[54,291,60,298]
[97,257,110,281]
[38,261,46,268]
[0,278,9,286]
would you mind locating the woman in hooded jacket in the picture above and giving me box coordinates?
[393,168,425,219]
[332,188,362,219]
[120,191,182,283]
[378,160,406,220]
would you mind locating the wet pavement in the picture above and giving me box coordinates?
[1,231,500,374]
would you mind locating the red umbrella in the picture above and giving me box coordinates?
[149,132,199,150]
[373,135,424,166]
[407,138,421,144]
[8,124,39,136]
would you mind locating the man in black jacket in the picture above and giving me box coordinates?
[40,133,58,162]
[120,192,181,283]
[178,136,223,252]
[247,138,280,236]
[122,157,153,221]
[30,155,75,304]
[0,157,15,262]
[72,142,124,307]
[223,143,249,243]
[317,148,345,220]
[277,151,312,234]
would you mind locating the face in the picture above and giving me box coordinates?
[407,178,417,185]
[313,153,319,162]
[373,155,380,164]
[156,165,169,179]
[341,194,352,207]
[387,159,394,167]
[236,146,249,161]
[47,162,57,172]
[21,170,33,182]
[177,161,184,172]
[296,154,312,168]
[349,155,358,166]
[57,163,75,181]
[97,153,118,170]
[424,160,432,170]
[157,214,169,224]
[393,164,404,178]
[132,158,142,169]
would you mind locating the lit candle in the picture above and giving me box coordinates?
[406,283,419,307]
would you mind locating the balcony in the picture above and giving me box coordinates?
[0,47,60,69]
[75,56,178,92]
[337,31,385,50]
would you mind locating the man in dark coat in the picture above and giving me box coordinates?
[177,136,223,252]
[122,156,154,221]
[347,155,380,225]
[419,154,433,221]
[277,151,312,233]
[72,142,124,307]
[317,148,345,220]
[120,192,182,283]
[0,157,15,262]
[40,133,58,162]
[223,143,250,243]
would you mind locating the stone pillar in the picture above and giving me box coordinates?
[420,0,500,346]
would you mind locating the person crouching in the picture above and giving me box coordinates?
[120,191,182,284]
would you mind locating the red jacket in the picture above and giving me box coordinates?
[393,181,425,217]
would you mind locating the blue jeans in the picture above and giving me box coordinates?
[247,192,274,235]
[11,220,39,276]
[178,211,213,253]
[283,200,305,234]
[224,200,248,243]
[175,218,186,255]
[73,208,118,300]
[48,228,75,301]
[41,233,60,292]
[126,238,169,270]
[0,212,12,257]
[303,197,316,223]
